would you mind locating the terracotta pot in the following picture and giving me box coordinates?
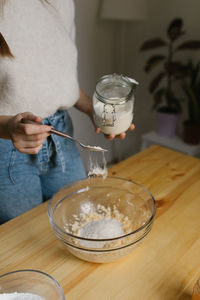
[156,111,179,138]
[182,121,200,145]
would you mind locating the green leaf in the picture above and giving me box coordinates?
[183,84,200,121]
[149,72,165,93]
[165,61,190,77]
[167,18,184,41]
[195,82,200,105]
[152,88,165,110]
[172,97,182,113]
[191,62,200,86]
[144,55,166,72]
[140,38,167,51]
[164,88,181,112]
[164,61,182,75]
[177,40,200,50]
[180,61,200,85]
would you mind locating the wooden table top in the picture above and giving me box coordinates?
[0,145,200,300]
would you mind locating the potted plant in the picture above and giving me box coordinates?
[181,60,200,144]
[140,18,200,137]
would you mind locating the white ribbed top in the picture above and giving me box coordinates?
[0,0,79,118]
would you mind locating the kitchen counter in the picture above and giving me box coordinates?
[0,145,200,300]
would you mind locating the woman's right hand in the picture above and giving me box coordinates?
[6,112,52,154]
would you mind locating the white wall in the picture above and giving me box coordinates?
[69,0,115,170]
[70,0,200,168]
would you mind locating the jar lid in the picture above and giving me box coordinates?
[95,74,138,105]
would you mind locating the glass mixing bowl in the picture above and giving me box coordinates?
[48,177,156,263]
[0,269,65,299]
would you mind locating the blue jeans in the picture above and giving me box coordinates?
[0,110,86,224]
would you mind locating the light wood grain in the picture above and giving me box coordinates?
[0,145,200,300]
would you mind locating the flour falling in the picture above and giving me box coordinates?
[87,151,107,178]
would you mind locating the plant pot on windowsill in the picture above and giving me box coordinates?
[182,121,200,144]
[156,107,180,138]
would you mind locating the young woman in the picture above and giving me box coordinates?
[0,0,134,224]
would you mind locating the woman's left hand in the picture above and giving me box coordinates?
[96,124,135,140]
[75,89,135,140]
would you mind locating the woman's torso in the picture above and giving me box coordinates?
[0,0,79,118]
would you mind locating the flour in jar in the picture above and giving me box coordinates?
[0,293,45,300]
[93,98,133,135]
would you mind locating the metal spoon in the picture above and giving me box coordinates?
[50,128,107,152]
[21,118,107,152]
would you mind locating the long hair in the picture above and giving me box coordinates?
[0,0,50,59]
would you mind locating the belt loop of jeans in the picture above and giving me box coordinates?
[9,149,16,184]
[41,110,66,173]
[50,134,66,172]
[38,139,50,164]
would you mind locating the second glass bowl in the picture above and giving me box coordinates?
[0,269,65,299]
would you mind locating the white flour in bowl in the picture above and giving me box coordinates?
[0,293,45,300]
[77,218,124,248]
[69,204,134,249]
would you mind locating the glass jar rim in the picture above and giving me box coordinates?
[95,74,138,105]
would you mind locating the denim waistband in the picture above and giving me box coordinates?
[42,110,67,126]
[39,110,72,172]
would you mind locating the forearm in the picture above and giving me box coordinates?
[0,115,12,139]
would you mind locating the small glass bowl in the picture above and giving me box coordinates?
[0,269,65,299]
[48,177,156,263]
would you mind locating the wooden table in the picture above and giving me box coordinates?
[0,145,200,300]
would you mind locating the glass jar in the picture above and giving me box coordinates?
[192,278,200,300]
[93,74,138,135]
